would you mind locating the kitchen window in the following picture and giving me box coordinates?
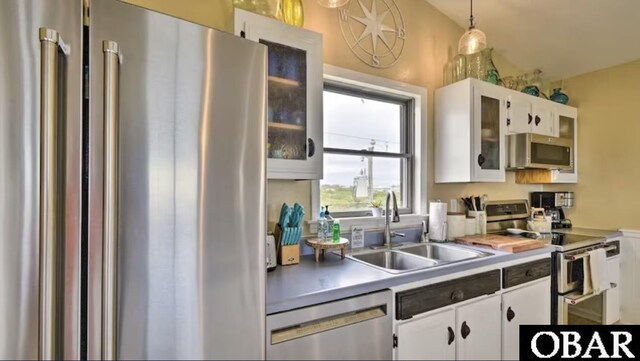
[320,83,414,217]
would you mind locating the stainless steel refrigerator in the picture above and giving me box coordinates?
[1,0,267,359]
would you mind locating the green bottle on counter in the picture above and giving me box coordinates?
[332,220,340,243]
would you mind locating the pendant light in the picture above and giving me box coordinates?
[458,0,487,55]
[317,0,350,8]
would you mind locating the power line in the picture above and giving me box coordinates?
[324,132,400,144]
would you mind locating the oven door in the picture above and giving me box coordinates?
[556,242,620,325]
[558,286,618,325]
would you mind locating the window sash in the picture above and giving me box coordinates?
[322,84,414,218]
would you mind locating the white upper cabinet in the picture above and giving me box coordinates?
[506,93,558,137]
[436,78,577,183]
[531,98,558,136]
[234,9,323,179]
[436,78,506,183]
[551,104,579,183]
[506,93,532,134]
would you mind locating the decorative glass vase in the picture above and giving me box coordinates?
[443,60,454,86]
[550,88,569,104]
[522,69,544,97]
[482,48,500,85]
[453,54,467,82]
[466,52,485,80]
[234,0,282,19]
[281,0,304,27]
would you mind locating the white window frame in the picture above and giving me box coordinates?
[310,64,428,232]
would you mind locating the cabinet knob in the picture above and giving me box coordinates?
[447,326,455,345]
[461,321,471,339]
[528,113,533,124]
[307,138,315,157]
[477,154,485,167]
[450,290,464,301]
[535,115,541,126]
[507,307,516,322]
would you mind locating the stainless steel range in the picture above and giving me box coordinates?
[485,200,620,325]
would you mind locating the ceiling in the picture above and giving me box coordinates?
[426,0,640,80]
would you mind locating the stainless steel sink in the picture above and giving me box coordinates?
[398,243,491,263]
[347,243,492,274]
[349,250,439,274]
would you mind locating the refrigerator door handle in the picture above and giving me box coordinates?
[102,40,121,361]
[38,27,64,361]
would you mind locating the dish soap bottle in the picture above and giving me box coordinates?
[318,206,329,241]
[332,220,341,243]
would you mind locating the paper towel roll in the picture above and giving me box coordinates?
[428,201,448,242]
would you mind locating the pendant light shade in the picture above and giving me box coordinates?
[317,0,350,8]
[458,0,487,55]
[458,28,487,55]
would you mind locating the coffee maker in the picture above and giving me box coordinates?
[530,192,574,229]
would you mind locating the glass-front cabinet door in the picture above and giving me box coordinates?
[552,105,578,183]
[235,9,323,179]
[472,83,506,181]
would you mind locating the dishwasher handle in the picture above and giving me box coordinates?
[271,306,387,345]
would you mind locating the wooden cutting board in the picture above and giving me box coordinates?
[455,234,546,253]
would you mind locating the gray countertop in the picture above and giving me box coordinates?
[554,227,622,239]
[266,244,554,315]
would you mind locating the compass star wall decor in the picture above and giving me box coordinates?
[338,0,406,68]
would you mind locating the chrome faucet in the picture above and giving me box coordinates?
[384,191,405,248]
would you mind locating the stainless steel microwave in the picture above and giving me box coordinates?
[507,133,574,170]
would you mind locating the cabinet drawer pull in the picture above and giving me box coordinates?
[507,307,515,322]
[461,321,470,339]
[535,115,541,126]
[528,113,533,124]
[450,290,464,301]
[525,269,534,277]
[447,326,455,345]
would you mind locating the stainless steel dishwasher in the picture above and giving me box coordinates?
[267,290,392,360]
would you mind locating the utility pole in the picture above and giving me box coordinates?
[368,139,375,203]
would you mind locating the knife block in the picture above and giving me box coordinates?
[274,224,300,266]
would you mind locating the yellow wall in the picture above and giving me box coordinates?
[270,0,541,229]
[545,60,640,230]
[120,0,541,231]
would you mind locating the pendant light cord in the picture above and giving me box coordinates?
[469,0,475,29]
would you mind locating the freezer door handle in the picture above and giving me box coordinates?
[102,40,121,361]
[38,27,68,360]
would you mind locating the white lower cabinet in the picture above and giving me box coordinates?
[396,309,456,360]
[456,295,502,360]
[394,258,552,361]
[396,295,501,361]
[501,279,551,360]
